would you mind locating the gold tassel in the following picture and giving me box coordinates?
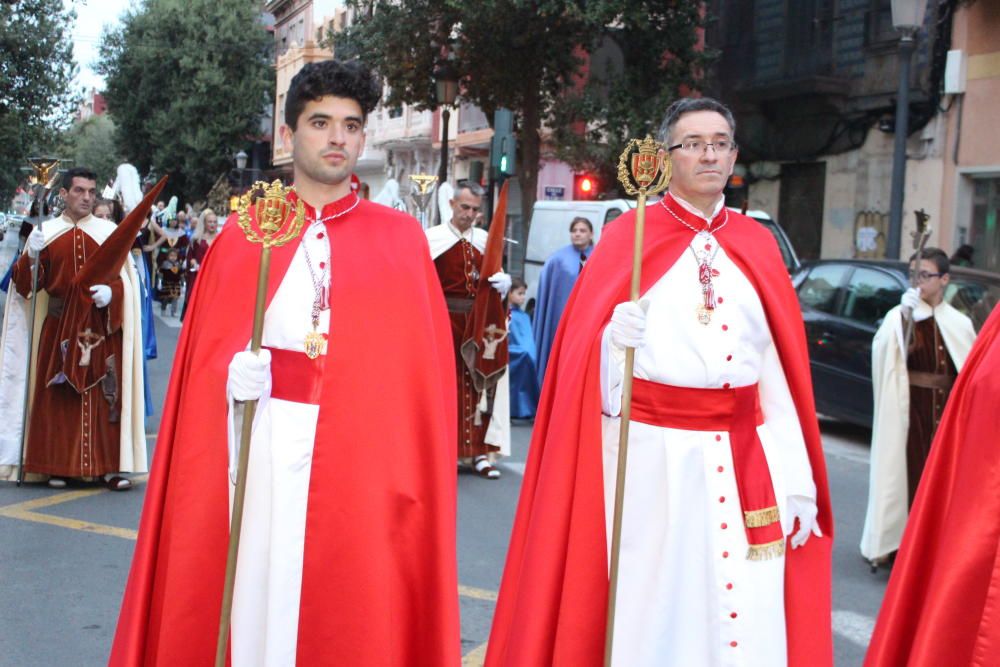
[744,506,780,528]
[746,539,785,561]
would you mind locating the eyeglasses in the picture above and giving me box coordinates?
[667,139,737,155]
[909,270,944,282]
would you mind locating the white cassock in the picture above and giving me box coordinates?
[600,200,816,667]
[226,220,330,666]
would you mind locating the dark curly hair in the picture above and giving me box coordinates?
[285,59,381,130]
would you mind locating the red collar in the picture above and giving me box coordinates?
[288,189,360,221]
[662,192,727,232]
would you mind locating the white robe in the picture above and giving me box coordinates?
[0,214,146,480]
[860,301,975,561]
[227,220,330,667]
[600,222,815,667]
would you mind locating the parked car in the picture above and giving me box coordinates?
[523,200,798,307]
[793,259,1000,428]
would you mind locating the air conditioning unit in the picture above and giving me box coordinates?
[944,49,966,95]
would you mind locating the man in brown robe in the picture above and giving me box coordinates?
[861,247,976,564]
[426,182,511,478]
[0,167,146,489]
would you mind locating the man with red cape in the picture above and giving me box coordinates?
[865,303,1000,666]
[110,60,460,666]
[485,98,833,666]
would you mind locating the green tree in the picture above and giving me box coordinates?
[0,0,78,204]
[97,0,272,201]
[58,115,124,187]
[552,2,714,193]
[335,0,709,225]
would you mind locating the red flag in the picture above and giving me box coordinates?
[460,181,510,396]
[54,176,168,392]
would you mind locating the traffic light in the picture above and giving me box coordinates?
[574,173,598,200]
[491,108,516,177]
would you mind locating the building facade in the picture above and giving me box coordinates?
[708,0,999,272]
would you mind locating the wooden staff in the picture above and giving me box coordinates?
[215,181,305,667]
[18,157,60,486]
[604,137,671,667]
[903,209,931,353]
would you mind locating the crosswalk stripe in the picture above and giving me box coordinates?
[462,641,488,665]
[832,609,876,647]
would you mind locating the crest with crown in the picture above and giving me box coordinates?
[236,179,305,248]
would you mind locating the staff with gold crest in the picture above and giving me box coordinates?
[216,179,305,665]
[110,58,462,667]
[604,134,670,666]
[486,97,833,667]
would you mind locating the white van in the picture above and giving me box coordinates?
[523,199,634,304]
[522,201,799,306]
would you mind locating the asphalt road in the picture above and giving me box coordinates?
[0,228,889,665]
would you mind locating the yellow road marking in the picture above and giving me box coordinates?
[462,641,489,665]
[0,474,149,513]
[0,508,138,540]
[2,488,105,511]
[1,479,499,656]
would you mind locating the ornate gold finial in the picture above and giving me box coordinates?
[236,180,306,248]
[27,157,60,188]
[617,135,671,196]
[410,173,438,194]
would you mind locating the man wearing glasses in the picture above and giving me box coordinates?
[488,98,832,666]
[862,247,976,567]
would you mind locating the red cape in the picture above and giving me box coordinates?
[865,306,1000,667]
[110,196,460,666]
[485,196,833,666]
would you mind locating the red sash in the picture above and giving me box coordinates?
[264,346,326,405]
[631,378,784,559]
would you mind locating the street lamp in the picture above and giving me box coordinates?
[234,149,249,194]
[434,61,459,191]
[886,0,928,259]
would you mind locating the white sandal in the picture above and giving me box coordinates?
[474,455,500,480]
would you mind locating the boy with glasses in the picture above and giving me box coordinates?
[862,247,976,567]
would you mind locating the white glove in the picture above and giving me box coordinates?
[609,300,649,349]
[900,287,921,314]
[89,285,112,308]
[788,494,822,549]
[228,349,272,402]
[488,271,512,298]
[901,286,932,322]
[26,228,45,258]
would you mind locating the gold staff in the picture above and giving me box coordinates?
[215,180,305,667]
[17,157,60,486]
[604,136,671,667]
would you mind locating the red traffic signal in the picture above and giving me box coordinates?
[574,173,598,200]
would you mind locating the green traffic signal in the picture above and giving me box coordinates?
[499,155,508,173]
